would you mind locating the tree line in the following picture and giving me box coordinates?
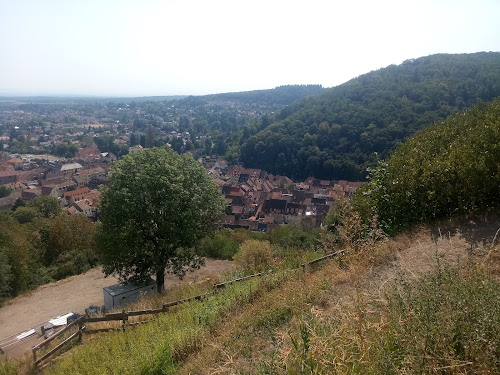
[0,196,98,304]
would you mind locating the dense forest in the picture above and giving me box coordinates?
[352,97,500,234]
[239,52,500,180]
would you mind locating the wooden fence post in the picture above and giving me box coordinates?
[122,310,127,331]
[78,319,84,341]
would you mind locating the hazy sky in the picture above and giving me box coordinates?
[1,0,499,97]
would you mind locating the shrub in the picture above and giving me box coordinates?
[197,229,240,260]
[13,206,39,224]
[269,222,319,250]
[234,240,275,273]
[198,229,267,260]
[322,195,384,253]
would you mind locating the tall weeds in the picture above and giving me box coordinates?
[284,264,500,374]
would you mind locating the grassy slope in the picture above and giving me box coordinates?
[2,212,499,375]
[178,212,500,374]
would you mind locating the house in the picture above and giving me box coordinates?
[61,163,83,175]
[0,163,14,171]
[88,174,108,190]
[7,158,23,170]
[78,167,105,177]
[68,200,97,219]
[42,185,57,196]
[214,160,228,170]
[73,175,89,188]
[0,171,18,185]
[100,152,117,163]
[44,168,64,181]
[47,180,78,198]
[267,198,287,214]
[63,187,91,205]
[22,187,42,201]
[76,145,101,162]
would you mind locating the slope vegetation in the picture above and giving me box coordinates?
[2,213,497,375]
[240,52,500,180]
[178,212,500,374]
[353,97,500,233]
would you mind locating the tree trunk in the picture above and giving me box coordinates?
[156,269,165,293]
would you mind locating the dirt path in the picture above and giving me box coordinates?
[0,259,234,358]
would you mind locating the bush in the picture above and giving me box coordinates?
[322,195,385,253]
[13,206,39,224]
[234,240,275,273]
[286,264,500,374]
[198,229,267,260]
[197,229,240,260]
[269,222,319,250]
[374,266,500,372]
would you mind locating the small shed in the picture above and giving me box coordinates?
[103,278,157,311]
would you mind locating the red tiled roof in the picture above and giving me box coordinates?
[63,187,91,198]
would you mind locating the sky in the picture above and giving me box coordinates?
[1,0,499,97]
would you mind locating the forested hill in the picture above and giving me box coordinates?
[239,52,500,181]
[181,84,324,106]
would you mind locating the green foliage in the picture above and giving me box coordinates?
[52,141,77,158]
[94,135,128,157]
[269,222,319,250]
[27,195,61,218]
[11,197,25,211]
[0,185,12,198]
[43,274,283,375]
[0,210,99,304]
[234,239,275,273]
[97,147,226,291]
[0,213,38,303]
[13,206,39,224]
[37,214,98,280]
[0,359,18,375]
[284,265,500,374]
[373,267,500,373]
[353,97,500,233]
[240,52,500,180]
[197,229,240,260]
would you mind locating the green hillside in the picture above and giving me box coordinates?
[239,52,500,180]
[353,97,500,234]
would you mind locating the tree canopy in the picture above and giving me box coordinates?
[97,147,225,292]
[238,52,500,180]
[27,195,62,218]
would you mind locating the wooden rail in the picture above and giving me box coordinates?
[301,250,344,270]
[32,315,85,365]
[32,250,343,366]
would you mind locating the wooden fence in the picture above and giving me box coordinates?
[32,250,344,366]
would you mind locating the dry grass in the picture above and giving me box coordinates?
[178,217,500,374]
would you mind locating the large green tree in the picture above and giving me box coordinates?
[97,147,225,292]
